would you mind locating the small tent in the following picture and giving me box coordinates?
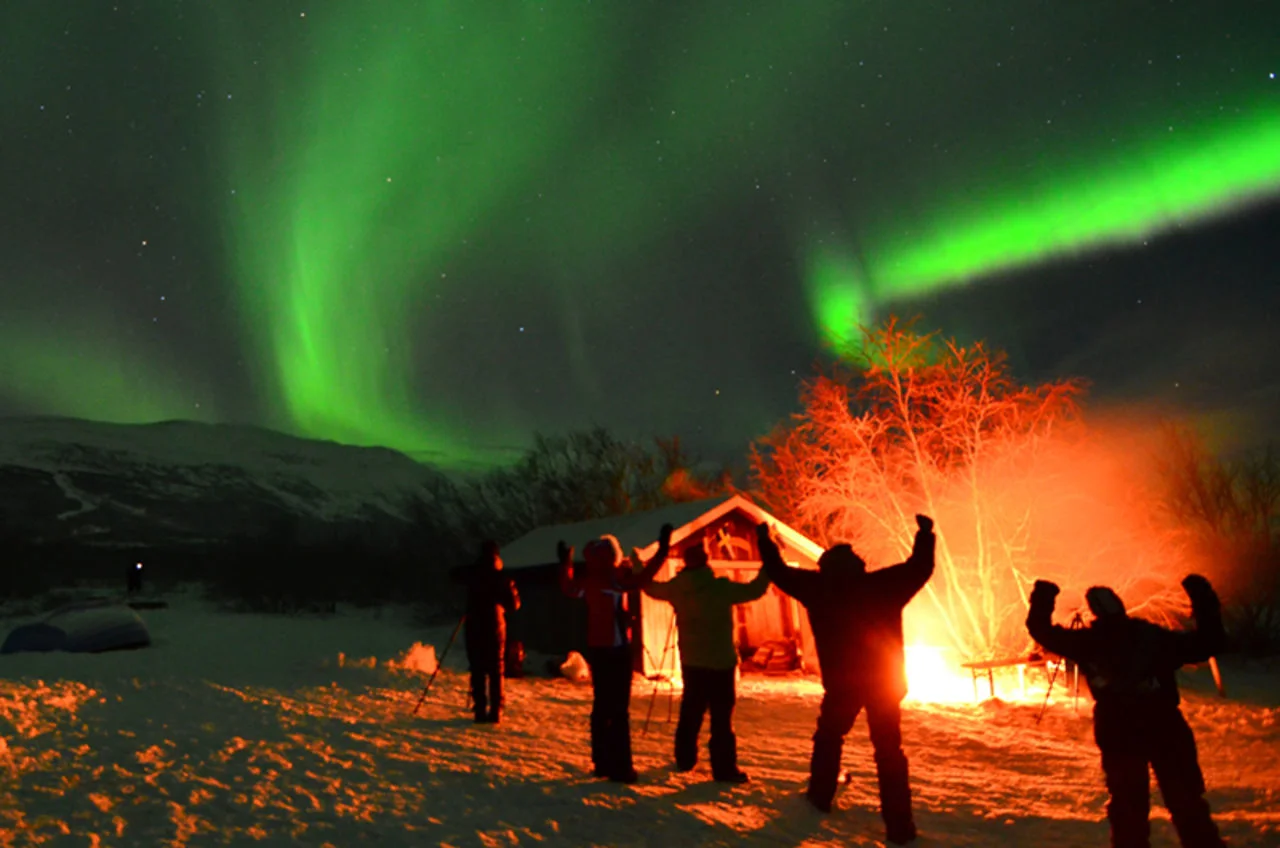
[1,600,151,654]
[499,494,825,678]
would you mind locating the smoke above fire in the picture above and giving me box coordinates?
[899,411,1199,655]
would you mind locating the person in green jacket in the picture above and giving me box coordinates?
[643,535,771,782]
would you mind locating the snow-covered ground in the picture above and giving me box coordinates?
[1,591,1278,847]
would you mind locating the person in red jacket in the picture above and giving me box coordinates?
[1027,575,1226,848]
[758,516,935,846]
[558,523,672,783]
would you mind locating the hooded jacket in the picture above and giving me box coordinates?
[1026,578,1224,711]
[560,537,669,649]
[761,526,936,697]
[643,564,771,670]
[451,563,520,654]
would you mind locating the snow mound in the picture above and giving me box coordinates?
[388,642,438,676]
[560,651,590,682]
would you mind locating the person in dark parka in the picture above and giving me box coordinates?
[558,524,672,783]
[1026,575,1226,848]
[757,515,936,846]
[450,541,520,724]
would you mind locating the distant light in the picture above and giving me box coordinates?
[136,563,143,570]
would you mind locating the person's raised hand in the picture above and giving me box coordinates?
[1030,579,1060,602]
[1181,574,1215,600]
[915,514,934,533]
[756,522,779,554]
[557,540,573,565]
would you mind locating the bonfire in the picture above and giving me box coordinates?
[752,319,1196,698]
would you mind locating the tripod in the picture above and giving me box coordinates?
[642,612,679,734]
[411,615,466,717]
[1035,611,1083,725]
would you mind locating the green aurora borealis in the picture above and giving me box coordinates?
[807,102,1280,351]
[2,2,1278,463]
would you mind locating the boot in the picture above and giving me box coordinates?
[875,748,916,845]
[807,732,844,813]
[710,731,748,783]
[608,767,639,784]
[886,822,918,845]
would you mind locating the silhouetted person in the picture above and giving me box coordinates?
[1027,576,1226,848]
[758,515,935,845]
[558,524,672,783]
[643,535,769,782]
[126,562,143,595]
[450,541,520,724]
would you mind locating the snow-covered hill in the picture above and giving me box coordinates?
[0,417,464,548]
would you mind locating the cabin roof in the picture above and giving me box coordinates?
[499,493,824,570]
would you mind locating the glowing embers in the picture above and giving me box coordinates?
[903,645,975,704]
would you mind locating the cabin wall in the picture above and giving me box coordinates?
[639,558,680,678]
[508,566,587,656]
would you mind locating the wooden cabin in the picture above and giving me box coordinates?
[498,494,825,678]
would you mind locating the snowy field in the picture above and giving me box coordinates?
[1,592,1278,847]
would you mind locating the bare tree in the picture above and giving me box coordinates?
[752,318,1188,660]
[474,428,728,544]
[1157,425,1280,652]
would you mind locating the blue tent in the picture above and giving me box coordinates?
[1,600,151,654]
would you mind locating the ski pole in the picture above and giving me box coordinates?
[1208,656,1225,698]
[411,614,466,716]
[1036,657,1061,725]
[643,613,678,734]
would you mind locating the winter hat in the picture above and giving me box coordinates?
[584,535,623,570]
[681,537,710,565]
[1085,586,1127,619]
[818,544,867,575]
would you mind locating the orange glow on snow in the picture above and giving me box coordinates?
[903,645,975,704]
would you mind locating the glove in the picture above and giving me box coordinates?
[556,540,573,565]
[1030,579,1060,604]
[916,514,934,533]
[756,522,778,553]
[1181,574,1216,601]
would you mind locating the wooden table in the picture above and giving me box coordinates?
[960,653,1070,701]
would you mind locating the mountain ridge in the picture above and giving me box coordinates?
[0,416,466,550]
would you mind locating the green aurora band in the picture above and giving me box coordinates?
[6,3,1275,461]
[212,3,1280,454]
[219,6,616,462]
[808,103,1280,351]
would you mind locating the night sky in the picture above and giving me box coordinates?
[2,1,1277,467]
